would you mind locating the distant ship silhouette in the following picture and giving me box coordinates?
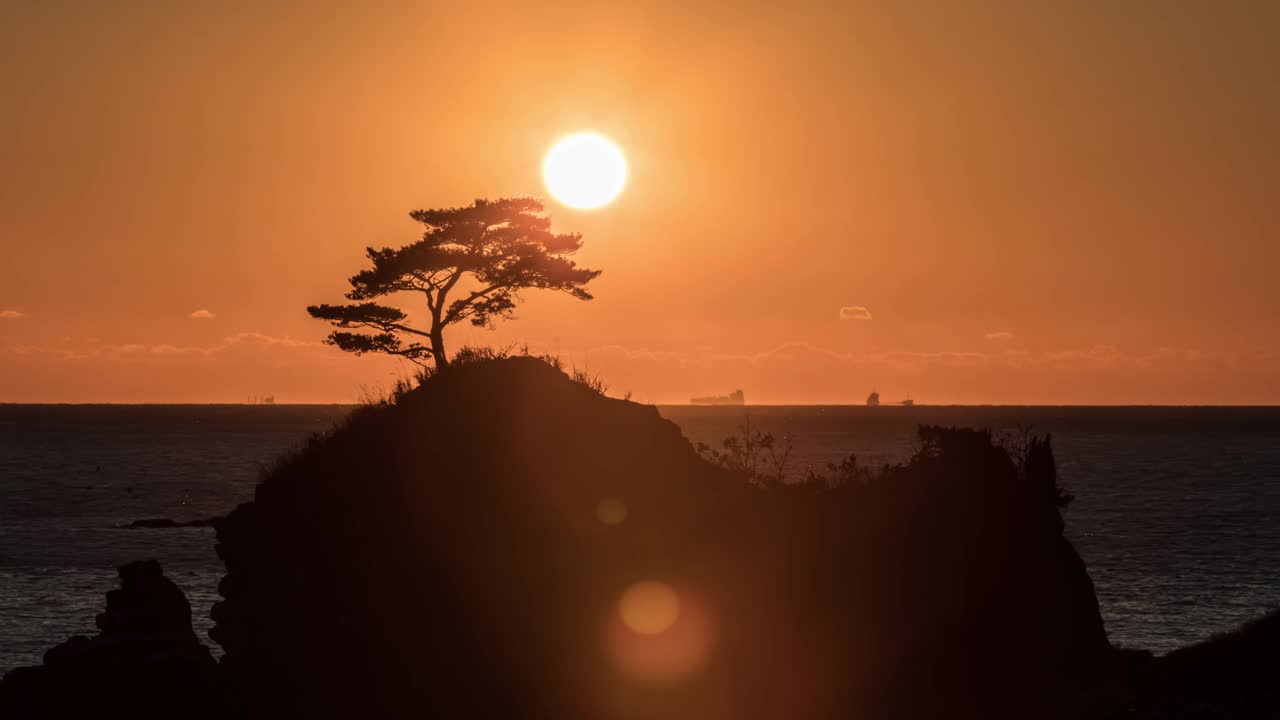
[691,389,745,406]
[867,391,913,406]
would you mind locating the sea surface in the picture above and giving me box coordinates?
[1,404,1279,672]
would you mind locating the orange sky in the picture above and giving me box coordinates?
[2,2,1277,404]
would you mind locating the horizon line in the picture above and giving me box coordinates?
[4,401,1280,409]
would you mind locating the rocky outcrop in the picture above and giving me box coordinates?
[210,357,1113,718]
[0,560,217,718]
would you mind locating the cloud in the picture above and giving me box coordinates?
[0,309,25,319]
[583,341,994,373]
[189,309,216,319]
[221,332,316,349]
[5,332,318,361]
[579,340,1259,379]
[838,306,873,321]
[984,331,1015,341]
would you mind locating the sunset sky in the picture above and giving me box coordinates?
[2,1,1277,404]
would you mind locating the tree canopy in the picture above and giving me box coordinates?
[308,198,600,367]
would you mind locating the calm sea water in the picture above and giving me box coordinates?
[1,404,1278,672]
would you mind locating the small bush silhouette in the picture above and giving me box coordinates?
[696,417,795,488]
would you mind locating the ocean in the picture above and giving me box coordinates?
[1,404,1278,672]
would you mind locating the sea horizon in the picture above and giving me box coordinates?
[5,402,1280,408]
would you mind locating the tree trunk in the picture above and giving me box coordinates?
[430,327,448,368]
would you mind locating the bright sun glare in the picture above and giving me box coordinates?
[543,133,627,210]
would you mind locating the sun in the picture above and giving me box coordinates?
[543,133,627,210]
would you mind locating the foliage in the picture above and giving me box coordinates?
[702,422,1073,505]
[699,418,890,490]
[995,424,1074,507]
[434,344,610,396]
[568,368,608,396]
[697,417,794,488]
[804,452,879,488]
[308,198,600,368]
[351,342,615,413]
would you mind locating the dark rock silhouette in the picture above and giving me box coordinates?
[0,559,217,718]
[210,357,1112,718]
[1134,608,1280,718]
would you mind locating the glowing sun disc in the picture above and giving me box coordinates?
[543,133,627,209]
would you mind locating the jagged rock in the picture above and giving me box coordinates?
[0,560,217,718]
[211,357,1113,718]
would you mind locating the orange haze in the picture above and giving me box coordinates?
[2,2,1277,404]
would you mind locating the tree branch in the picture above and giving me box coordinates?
[443,281,513,325]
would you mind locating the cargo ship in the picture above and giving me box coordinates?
[868,391,914,406]
[691,389,745,406]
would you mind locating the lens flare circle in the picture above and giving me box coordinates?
[605,582,715,686]
[542,133,627,209]
[619,580,680,635]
